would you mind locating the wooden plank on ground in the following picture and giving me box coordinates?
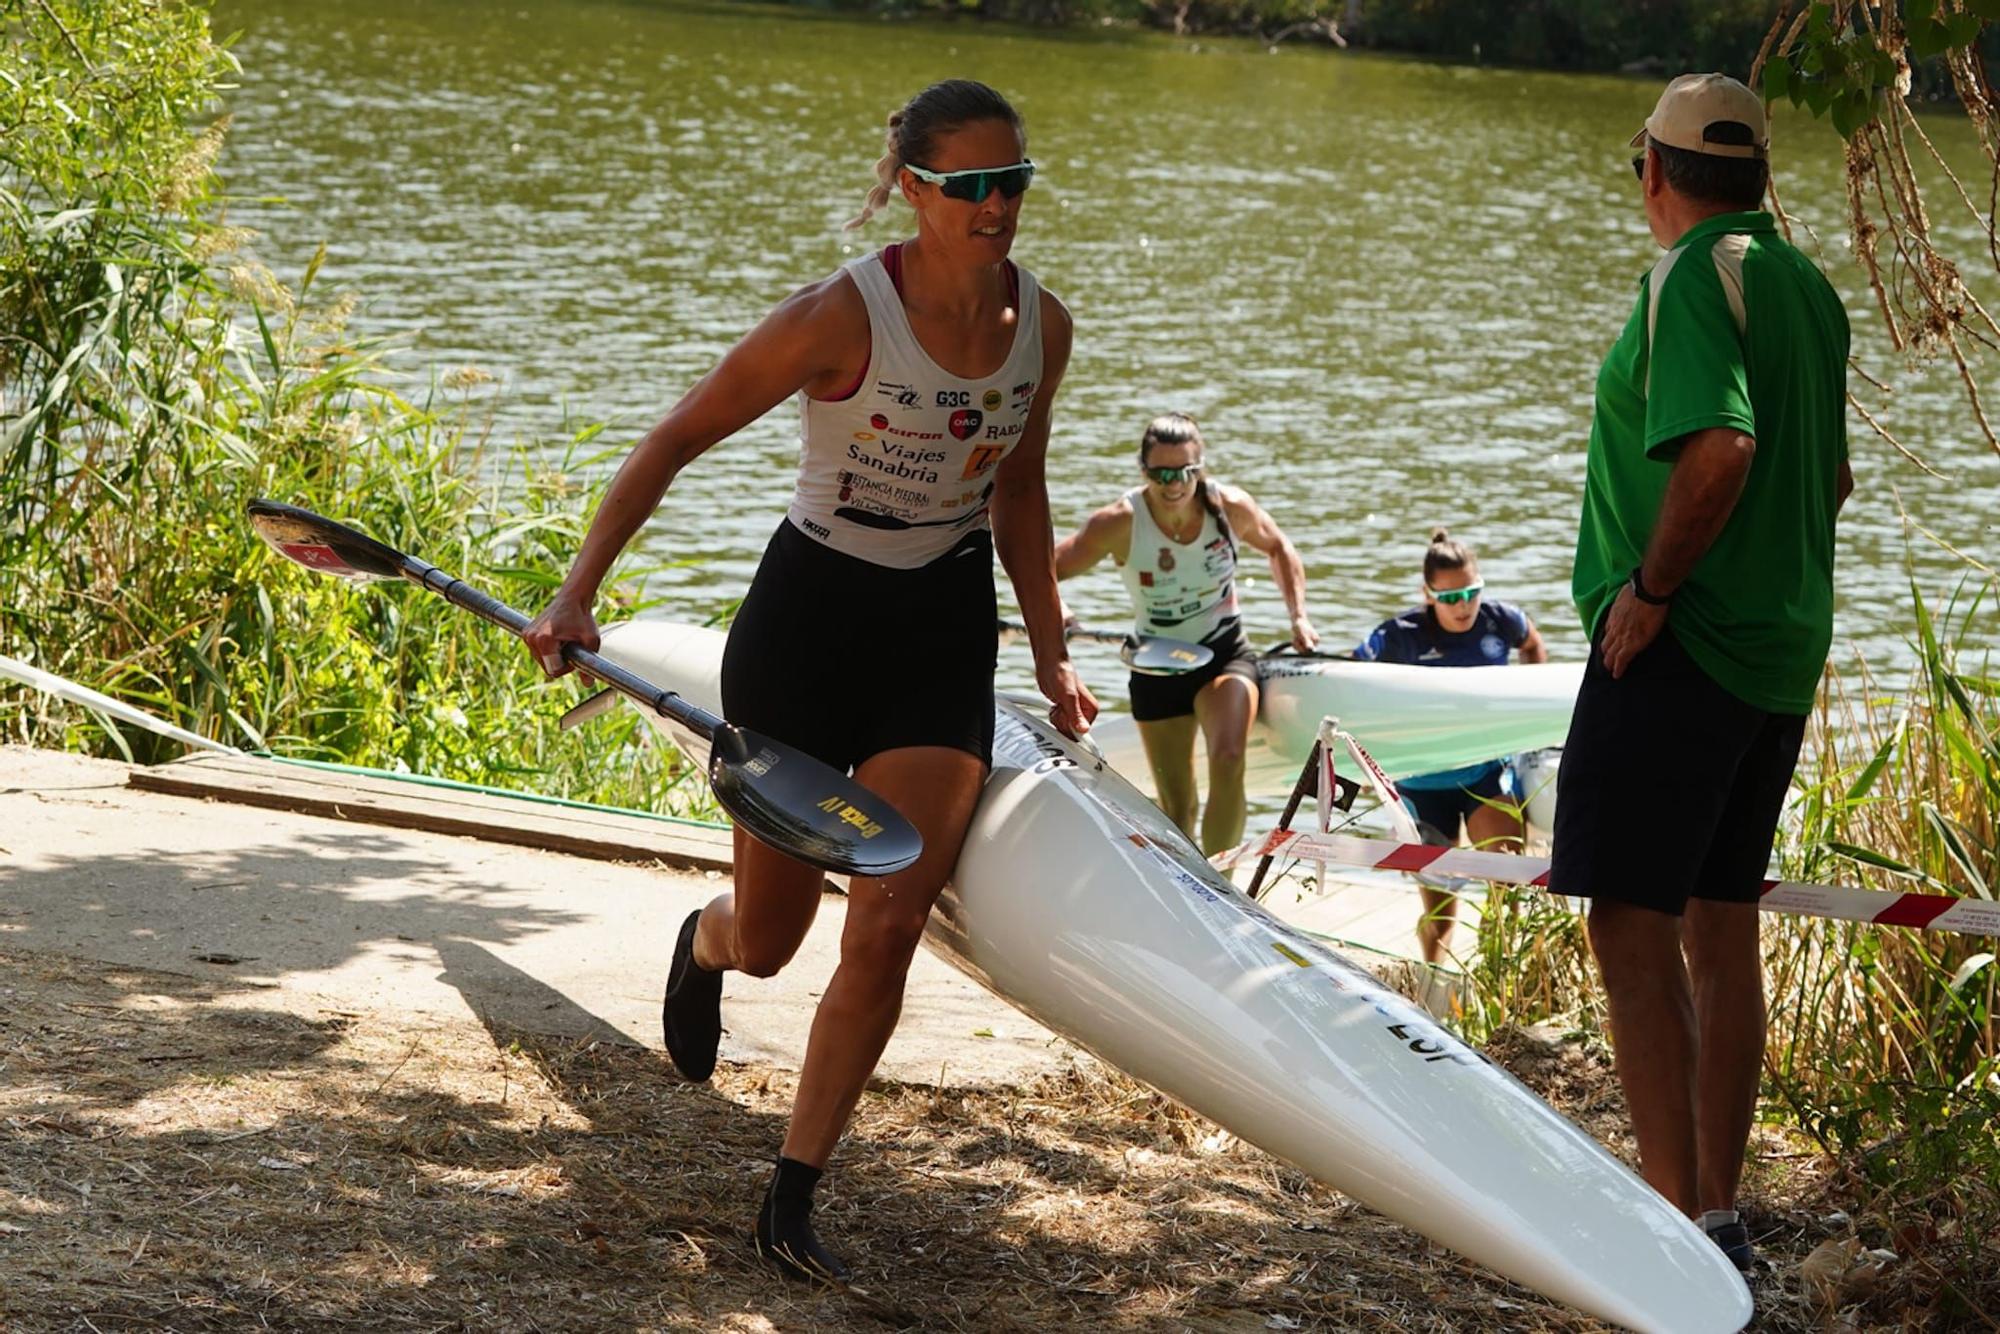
[128,753,734,873]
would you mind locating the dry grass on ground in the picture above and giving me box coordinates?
[0,947,1986,1331]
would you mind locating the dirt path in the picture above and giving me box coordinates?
[0,746,1067,1087]
[0,944,1948,1333]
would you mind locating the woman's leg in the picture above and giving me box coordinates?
[692,829,825,976]
[781,744,987,1167]
[1416,791,1524,964]
[1192,674,1258,857]
[1136,715,1201,837]
[1416,880,1459,965]
[1464,793,1526,853]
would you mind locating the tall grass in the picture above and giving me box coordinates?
[0,0,716,818]
[1766,584,1998,1298]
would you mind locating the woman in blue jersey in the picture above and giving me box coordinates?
[1356,528,1547,962]
[523,80,1094,1285]
[1056,413,1317,855]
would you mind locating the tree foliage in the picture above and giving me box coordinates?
[1758,2,2000,459]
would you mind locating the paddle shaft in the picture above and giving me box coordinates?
[396,558,724,742]
[997,617,1131,647]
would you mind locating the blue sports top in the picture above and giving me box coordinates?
[1353,600,1531,669]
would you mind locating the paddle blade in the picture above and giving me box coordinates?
[1121,634,1215,678]
[247,499,407,582]
[707,725,923,877]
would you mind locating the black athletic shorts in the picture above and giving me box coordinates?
[1128,624,1259,722]
[1549,623,1806,915]
[721,519,997,772]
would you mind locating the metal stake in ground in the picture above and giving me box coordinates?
[246,499,922,878]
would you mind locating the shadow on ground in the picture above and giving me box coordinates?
[1,947,1985,1331]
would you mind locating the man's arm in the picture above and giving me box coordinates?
[1599,426,1756,677]
[1837,458,1854,511]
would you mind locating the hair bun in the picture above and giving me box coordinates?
[1429,527,1451,544]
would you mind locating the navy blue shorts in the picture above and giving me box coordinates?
[1549,624,1805,915]
[1400,761,1511,844]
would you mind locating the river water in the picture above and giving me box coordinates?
[214,0,1998,699]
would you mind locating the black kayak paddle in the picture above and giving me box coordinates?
[246,500,923,878]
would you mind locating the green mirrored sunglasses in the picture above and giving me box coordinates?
[1427,582,1484,606]
[904,159,1036,204]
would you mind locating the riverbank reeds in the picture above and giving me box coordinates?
[0,0,715,818]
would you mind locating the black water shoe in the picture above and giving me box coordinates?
[1702,1209,1755,1274]
[661,909,723,1082]
[753,1157,852,1284]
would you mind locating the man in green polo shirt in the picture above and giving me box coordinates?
[1551,73,1853,1278]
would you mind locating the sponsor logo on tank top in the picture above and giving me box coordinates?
[838,469,932,510]
[846,440,946,485]
[936,390,971,408]
[1011,380,1037,411]
[982,422,1023,440]
[961,445,1005,479]
[982,388,1002,411]
[875,380,921,408]
[1158,547,1176,573]
[801,517,831,540]
[1480,634,1505,661]
[868,412,943,441]
[949,409,983,441]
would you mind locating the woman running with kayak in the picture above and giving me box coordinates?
[1054,413,1316,855]
[523,79,1095,1285]
[1355,528,1547,962]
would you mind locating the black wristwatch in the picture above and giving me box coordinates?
[1629,568,1673,606]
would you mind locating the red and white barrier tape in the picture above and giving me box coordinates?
[1214,829,2000,937]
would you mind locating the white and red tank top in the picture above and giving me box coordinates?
[1118,485,1240,642]
[786,246,1044,569]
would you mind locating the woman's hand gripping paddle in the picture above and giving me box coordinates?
[246,500,922,877]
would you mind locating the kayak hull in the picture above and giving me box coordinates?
[595,621,1748,1333]
[1094,655,1585,794]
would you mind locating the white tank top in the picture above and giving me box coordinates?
[786,249,1044,569]
[1118,485,1240,642]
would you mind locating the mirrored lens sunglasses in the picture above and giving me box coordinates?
[1427,582,1484,606]
[904,159,1036,204]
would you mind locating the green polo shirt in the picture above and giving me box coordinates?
[1574,211,1850,715]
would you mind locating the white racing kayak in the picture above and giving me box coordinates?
[1093,652,1585,792]
[595,621,1748,1333]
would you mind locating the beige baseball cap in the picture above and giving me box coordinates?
[1630,73,1769,159]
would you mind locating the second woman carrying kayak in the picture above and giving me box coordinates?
[1055,412,1316,855]
[523,79,1094,1284]
[1355,528,1547,962]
